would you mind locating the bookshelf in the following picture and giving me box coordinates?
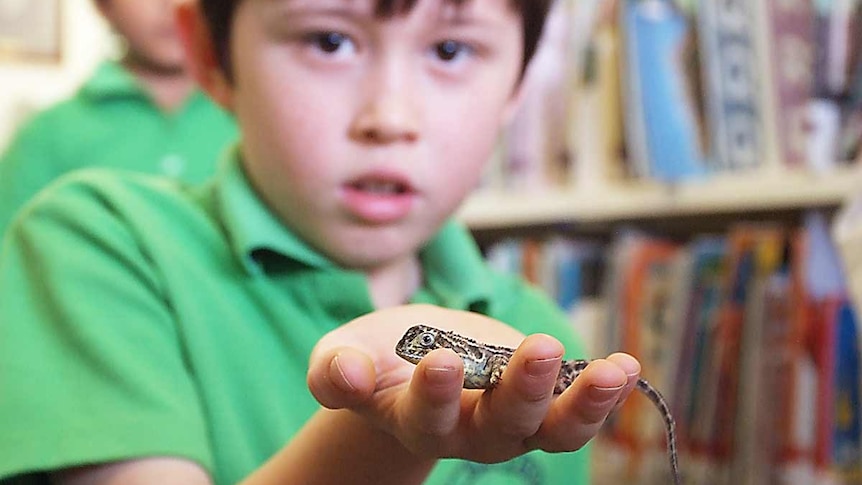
[465,161,862,484]
[471,0,862,481]
[459,165,862,230]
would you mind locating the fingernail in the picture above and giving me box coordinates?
[525,357,560,377]
[589,384,624,403]
[330,355,356,392]
[425,366,458,385]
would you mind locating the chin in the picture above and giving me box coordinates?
[327,235,418,271]
[150,59,187,76]
[331,247,409,271]
[310,218,439,270]
[132,50,186,76]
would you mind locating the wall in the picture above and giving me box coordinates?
[0,0,115,150]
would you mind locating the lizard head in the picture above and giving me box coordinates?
[394,324,444,364]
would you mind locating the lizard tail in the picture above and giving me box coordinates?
[636,378,681,485]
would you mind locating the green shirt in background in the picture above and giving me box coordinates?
[0,150,590,485]
[0,60,237,233]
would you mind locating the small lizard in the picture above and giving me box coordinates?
[395,324,681,485]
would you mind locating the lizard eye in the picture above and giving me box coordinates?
[419,332,435,347]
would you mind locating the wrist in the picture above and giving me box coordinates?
[333,409,438,483]
[242,408,436,485]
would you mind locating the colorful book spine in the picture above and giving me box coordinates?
[756,0,817,168]
[832,299,862,479]
[838,2,862,162]
[697,0,766,171]
[616,237,680,470]
[621,0,709,181]
[481,217,862,482]
[572,0,628,187]
[675,237,726,447]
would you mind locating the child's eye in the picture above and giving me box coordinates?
[304,31,356,57]
[432,40,473,63]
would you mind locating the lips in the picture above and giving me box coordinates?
[341,172,417,224]
[350,179,409,195]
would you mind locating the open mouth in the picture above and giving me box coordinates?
[350,180,411,195]
[341,172,418,223]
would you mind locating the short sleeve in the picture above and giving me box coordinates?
[0,177,213,481]
[0,113,65,235]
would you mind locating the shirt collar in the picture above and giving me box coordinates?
[214,146,334,274]
[416,220,494,311]
[80,61,147,100]
[79,60,211,108]
[212,148,493,309]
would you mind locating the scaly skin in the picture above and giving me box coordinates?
[395,324,681,485]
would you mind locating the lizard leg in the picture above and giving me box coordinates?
[488,354,508,388]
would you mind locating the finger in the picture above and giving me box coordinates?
[606,352,641,412]
[532,358,628,452]
[307,347,377,409]
[473,334,562,450]
[398,348,465,456]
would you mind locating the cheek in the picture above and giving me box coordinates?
[234,60,344,179]
[433,92,512,206]
[434,96,507,175]
[116,6,168,45]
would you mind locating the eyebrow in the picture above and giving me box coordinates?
[436,2,481,27]
[261,0,372,19]
[261,0,485,24]
[259,0,505,37]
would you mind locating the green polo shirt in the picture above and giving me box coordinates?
[0,60,237,234]
[0,150,590,485]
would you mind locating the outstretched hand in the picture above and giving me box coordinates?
[307,304,640,464]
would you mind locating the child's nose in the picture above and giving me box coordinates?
[349,66,420,144]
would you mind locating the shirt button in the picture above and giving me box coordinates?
[160,154,186,178]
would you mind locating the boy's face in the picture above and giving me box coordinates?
[211,0,523,270]
[99,0,186,73]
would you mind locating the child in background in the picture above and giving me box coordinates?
[0,1,641,484]
[0,0,237,233]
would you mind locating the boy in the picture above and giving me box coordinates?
[0,0,237,234]
[0,1,641,483]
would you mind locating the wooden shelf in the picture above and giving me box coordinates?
[457,166,862,230]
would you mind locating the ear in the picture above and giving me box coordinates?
[175,1,234,111]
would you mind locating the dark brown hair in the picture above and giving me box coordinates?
[199,0,554,81]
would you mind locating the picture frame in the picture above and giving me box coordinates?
[0,0,62,63]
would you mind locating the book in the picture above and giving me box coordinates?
[757,272,796,483]
[812,297,840,473]
[571,0,628,188]
[832,299,862,480]
[608,233,681,477]
[485,238,523,275]
[809,0,862,169]
[673,236,727,452]
[544,237,604,312]
[838,2,862,163]
[776,228,819,483]
[620,0,709,181]
[482,214,861,483]
[705,225,785,479]
[697,0,766,172]
[752,0,817,169]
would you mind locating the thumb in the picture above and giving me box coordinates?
[307,347,377,409]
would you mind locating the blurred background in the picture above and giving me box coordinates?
[0,0,113,148]
[472,1,862,484]
[1,0,861,484]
